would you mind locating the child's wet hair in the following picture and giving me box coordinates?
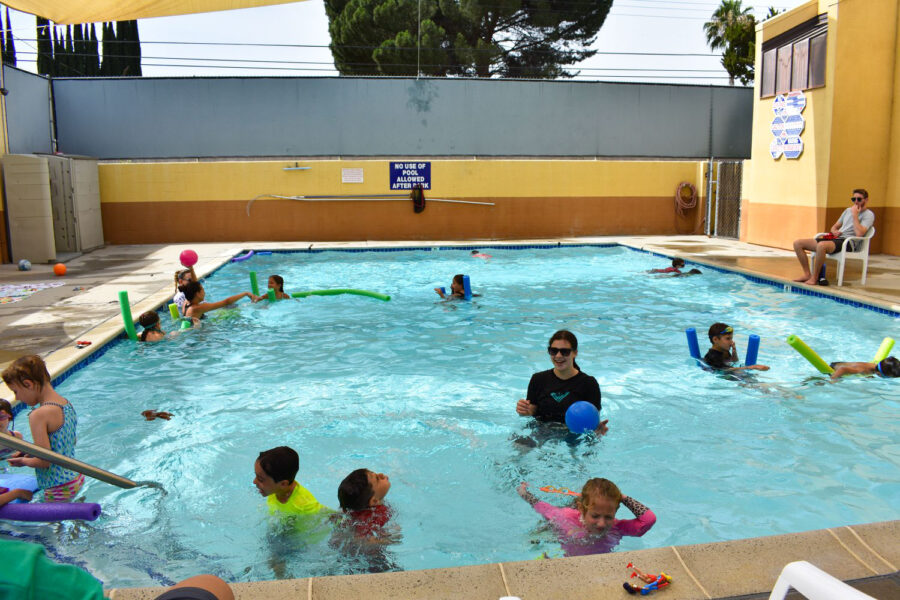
[452,274,464,287]
[0,398,13,417]
[578,478,622,513]
[672,258,685,268]
[337,468,374,511]
[269,275,285,292]
[137,311,160,328]
[708,323,731,342]
[257,446,298,484]
[179,281,203,302]
[878,356,900,377]
[1,355,51,389]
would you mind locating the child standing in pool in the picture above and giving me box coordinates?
[253,446,332,517]
[2,356,83,502]
[704,323,769,372]
[517,478,655,556]
[253,275,291,302]
[136,311,166,342]
[337,468,395,542]
[172,266,197,315]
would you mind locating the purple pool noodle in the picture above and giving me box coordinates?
[231,250,255,262]
[0,502,101,522]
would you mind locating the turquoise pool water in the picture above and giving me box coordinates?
[3,245,898,587]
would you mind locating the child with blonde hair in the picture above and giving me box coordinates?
[518,478,655,556]
[2,356,83,502]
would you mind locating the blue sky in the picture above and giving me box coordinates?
[3,0,810,84]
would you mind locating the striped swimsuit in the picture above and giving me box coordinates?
[35,402,83,502]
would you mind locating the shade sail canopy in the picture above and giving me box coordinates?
[2,0,308,24]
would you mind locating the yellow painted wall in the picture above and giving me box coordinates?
[742,0,899,255]
[97,158,707,243]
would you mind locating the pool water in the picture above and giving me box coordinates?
[3,246,898,587]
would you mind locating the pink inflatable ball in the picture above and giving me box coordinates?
[179,249,198,267]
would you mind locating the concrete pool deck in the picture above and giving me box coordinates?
[0,235,897,599]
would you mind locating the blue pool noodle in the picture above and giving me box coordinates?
[745,334,760,366]
[463,275,472,300]
[686,328,701,360]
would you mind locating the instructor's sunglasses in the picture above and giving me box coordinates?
[547,347,573,357]
[851,196,866,203]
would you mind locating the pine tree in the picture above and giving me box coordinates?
[1,9,6,65]
[36,17,53,76]
[129,20,141,76]
[2,7,15,66]
[65,25,76,75]
[74,23,85,76]
[100,22,114,75]
[87,23,99,76]
[52,26,65,76]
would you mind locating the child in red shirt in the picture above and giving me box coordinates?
[337,468,394,540]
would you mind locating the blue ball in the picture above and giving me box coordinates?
[565,401,599,434]
[17,259,31,271]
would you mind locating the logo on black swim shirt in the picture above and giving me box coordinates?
[550,392,570,403]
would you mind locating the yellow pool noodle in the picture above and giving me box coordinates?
[168,303,179,321]
[871,337,895,363]
[786,335,834,374]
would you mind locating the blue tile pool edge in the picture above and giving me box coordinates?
[48,242,898,389]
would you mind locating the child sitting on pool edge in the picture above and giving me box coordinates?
[517,478,655,557]
[337,468,395,542]
[704,323,769,372]
[253,446,332,517]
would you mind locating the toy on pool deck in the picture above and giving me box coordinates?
[624,562,672,595]
[179,249,198,267]
[0,474,101,522]
[564,401,599,434]
[539,485,581,497]
[17,259,31,271]
[53,263,67,276]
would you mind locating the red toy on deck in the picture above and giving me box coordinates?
[623,562,672,595]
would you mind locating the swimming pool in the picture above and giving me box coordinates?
[3,245,898,588]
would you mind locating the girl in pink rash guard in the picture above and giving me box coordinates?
[517,478,655,557]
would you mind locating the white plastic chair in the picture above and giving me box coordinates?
[811,227,875,286]
[769,561,876,600]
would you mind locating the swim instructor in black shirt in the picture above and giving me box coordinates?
[515,330,608,435]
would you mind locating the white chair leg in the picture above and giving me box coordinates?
[860,256,868,285]
[837,256,845,286]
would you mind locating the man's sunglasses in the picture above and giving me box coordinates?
[547,347,573,356]
[851,197,866,203]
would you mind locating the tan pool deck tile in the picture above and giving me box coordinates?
[845,521,900,573]
[502,547,709,600]
[310,562,508,600]
[674,526,896,599]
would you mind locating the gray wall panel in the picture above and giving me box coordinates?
[50,76,752,159]
[3,66,52,155]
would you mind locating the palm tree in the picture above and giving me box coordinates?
[704,0,756,86]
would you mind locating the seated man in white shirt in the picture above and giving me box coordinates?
[792,188,874,286]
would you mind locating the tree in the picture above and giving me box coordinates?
[36,17,53,76]
[87,23,100,75]
[704,0,756,86]
[100,22,115,75]
[324,0,613,78]
[2,7,15,66]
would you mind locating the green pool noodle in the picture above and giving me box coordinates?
[180,319,193,330]
[786,335,833,374]
[291,289,390,302]
[871,337,895,363]
[168,303,180,321]
[249,271,260,297]
[267,288,276,302]
[118,291,138,341]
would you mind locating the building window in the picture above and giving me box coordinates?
[761,14,827,98]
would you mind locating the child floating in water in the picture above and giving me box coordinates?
[137,311,166,342]
[2,356,83,503]
[253,446,331,517]
[434,274,479,299]
[830,356,900,380]
[704,323,769,372]
[517,478,655,556]
[337,468,395,542]
[648,258,685,274]
[471,249,492,260]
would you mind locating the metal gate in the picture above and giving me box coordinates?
[710,161,742,239]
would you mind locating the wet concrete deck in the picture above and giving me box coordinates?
[0,236,897,599]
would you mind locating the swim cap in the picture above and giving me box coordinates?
[877,357,900,377]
